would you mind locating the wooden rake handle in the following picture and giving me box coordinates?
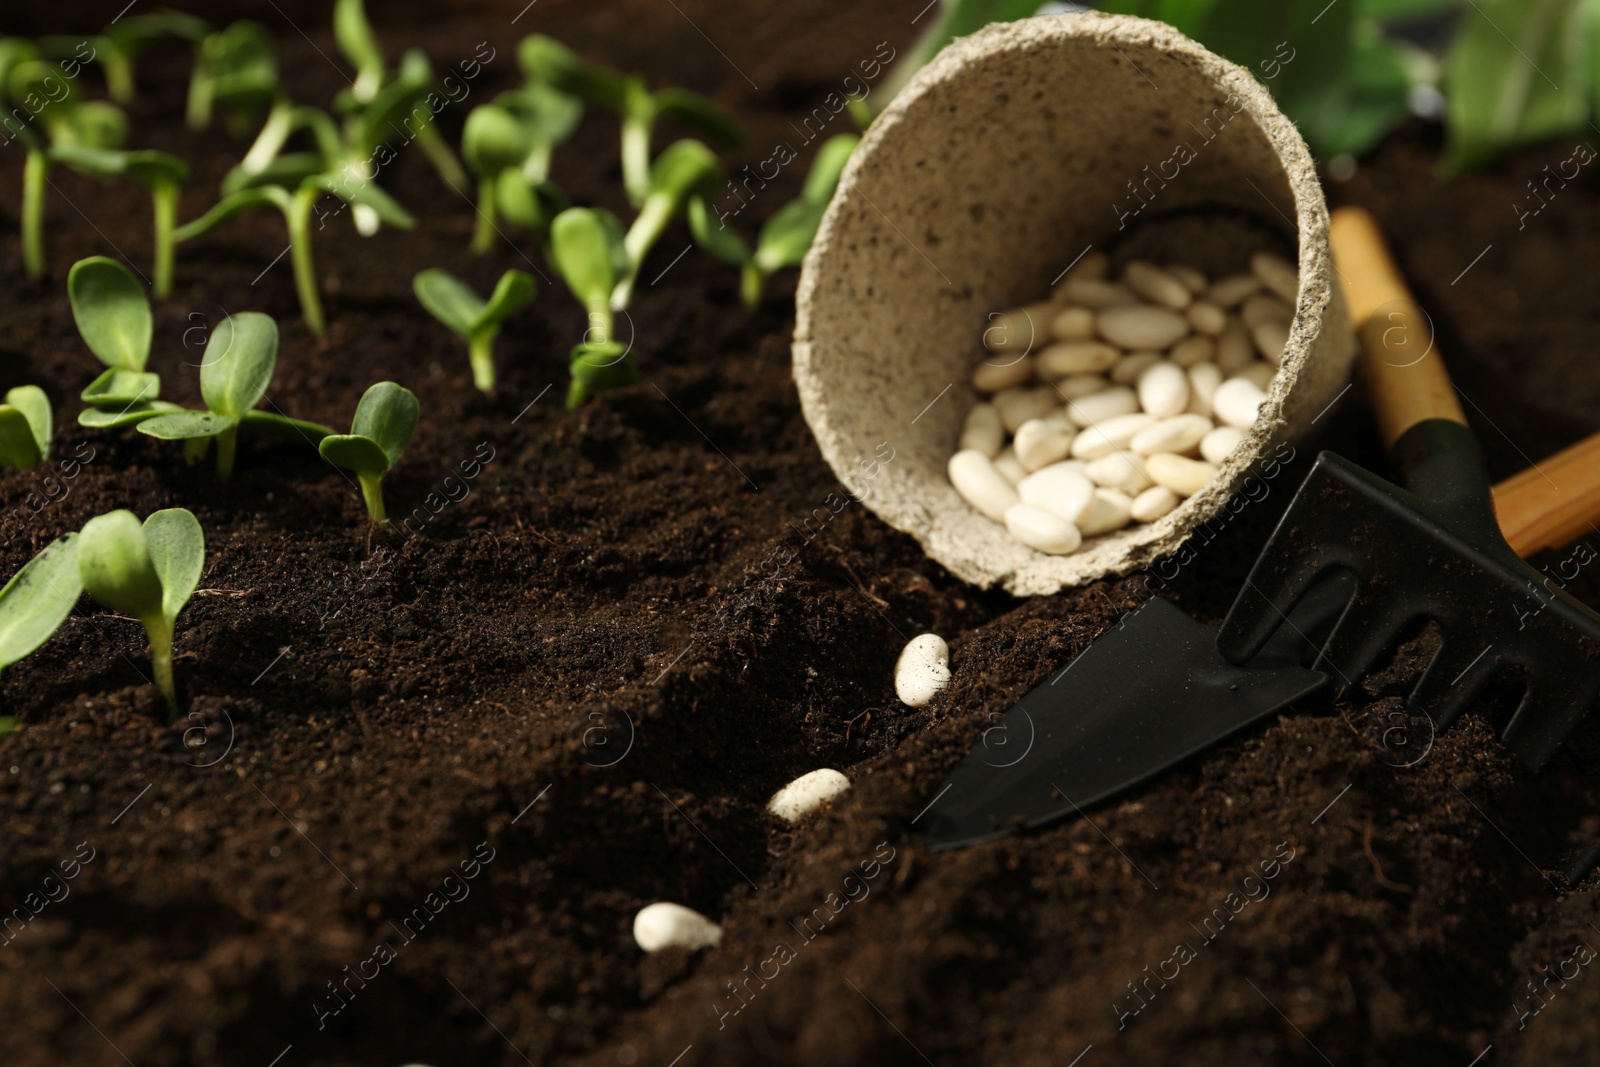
[1330,206,1600,557]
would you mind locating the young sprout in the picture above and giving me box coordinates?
[332,0,466,189]
[689,133,858,308]
[175,170,414,337]
[549,206,631,409]
[76,508,203,713]
[318,381,419,523]
[518,35,740,206]
[413,269,536,392]
[50,147,190,297]
[0,386,52,471]
[462,103,535,253]
[6,58,130,278]
[136,311,330,479]
[186,21,278,134]
[68,256,160,411]
[457,85,580,247]
[612,139,723,306]
[41,13,209,104]
[0,534,83,683]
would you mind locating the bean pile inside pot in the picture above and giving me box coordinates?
[948,249,1298,555]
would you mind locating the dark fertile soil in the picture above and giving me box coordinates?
[3,2,1600,1065]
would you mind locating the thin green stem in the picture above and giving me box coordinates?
[740,263,765,310]
[415,119,468,189]
[521,142,554,185]
[215,425,237,482]
[104,48,136,104]
[468,331,496,393]
[471,176,498,255]
[22,149,46,280]
[565,378,591,410]
[286,187,326,337]
[358,470,387,523]
[152,181,178,298]
[143,612,177,715]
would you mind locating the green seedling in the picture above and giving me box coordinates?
[77,508,202,713]
[0,534,83,682]
[186,21,278,133]
[176,169,414,337]
[689,133,858,308]
[40,13,209,105]
[458,84,580,247]
[518,34,740,207]
[136,311,330,479]
[549,206,632,409]
[318,381,419,523]
[68,256,160,411]
[7,58,132,279]
[612,139,723,306]
[413,269,536,392]
[0,386,52,471]
[332,0,466,189]
[50,147,190,296]
[462,103,534,253]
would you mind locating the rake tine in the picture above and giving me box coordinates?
[1504,668,1600,770]
[1408,634,1499,731]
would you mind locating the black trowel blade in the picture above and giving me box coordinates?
[918,595,1332,852]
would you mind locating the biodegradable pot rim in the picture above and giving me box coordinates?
[793,12,1354,596]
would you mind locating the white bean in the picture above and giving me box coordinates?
[993,447,1027,485]
[1017,462,1096,523]
[1013,413,1076,472]
[1085,449,1151,494]
[949,449,1020,521]
[1238,361,1278,390]
[1109,351,1162,385]
[1186,361,1222,419]
[1063,386,1139,426]
[1205,272,1261,307]
[1215,318,1255,373]
[1251,250,1299,302]
[1071,413,1156,459]
[1200,425,1245,465]
[1050,306,1097,341]
[1130,413,1212,456]
[1004,503,1083,555]
[993,386,1057,432]
[971,356,1034,394]
[1137,361,1189,419]
[1212,378,1267,429]
[959,403,1003,457]
[1240,292,1292,330]
[983,302,1055,353]
[1186,300,1228,337]
[1166,263,1208,295]
[768,769,851,823]
[1167,335,1215,367]
[1124,261,1192,310]
[1129,485,1180,522]
[1098,304,1190,349]
[633,903,722,953]
[1057,278,1137,307]
[1053,374,1111,399]
[1252,319,1290,364]
[1077,488,1134,536]
[1145,453,1218,497]
[1038,341,1120,377]
[1060,249,1108,285]
[895,633,951,707]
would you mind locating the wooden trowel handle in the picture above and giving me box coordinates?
[1493,435,1600,557]
[1329,206,1468,449]
[1331,205,1600,558]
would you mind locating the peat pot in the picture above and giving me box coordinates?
[793,13,1356,595]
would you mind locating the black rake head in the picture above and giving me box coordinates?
[1217,422,1600,770]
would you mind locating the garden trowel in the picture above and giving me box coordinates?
[919,208,1600,852]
